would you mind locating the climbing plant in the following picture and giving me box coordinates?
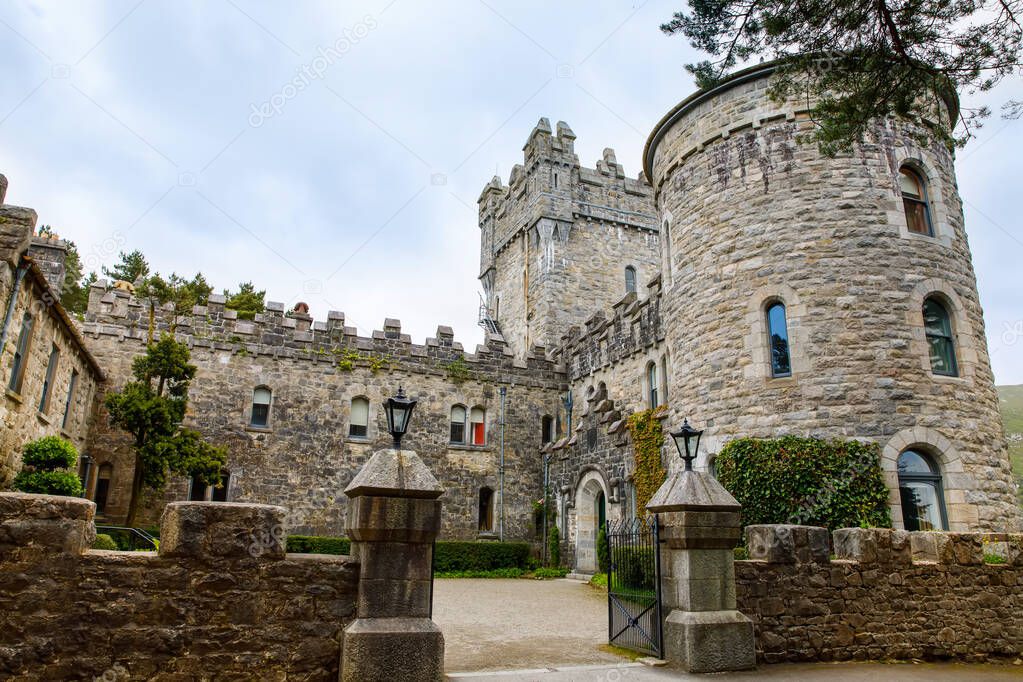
[444,356,472,384]
[627,405,668,516]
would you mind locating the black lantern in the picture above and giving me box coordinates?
[384,386,417,450]
[670,418,703,471]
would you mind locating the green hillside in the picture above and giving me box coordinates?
[997,385,1023,506]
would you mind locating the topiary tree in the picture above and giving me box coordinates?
[547,524,561,568]
[596,523,610,574]
[12,436,84,497]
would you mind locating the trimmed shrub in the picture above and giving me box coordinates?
[547,525,561,567]
[596,523,610,574]
[286,535,350,555]
[92,534,118,551]
[12,436,83,497]
[715,436,892,531]
[433,541,530,572]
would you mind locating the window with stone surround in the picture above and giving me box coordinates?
[900,166,933,236]
[189,470,231,502]
[61,369,78,431]
[542,415,554,444]
[212,471,230,502]
[7,312,34,394]
[478,487,494,532]
[923,296,958,376]
[250,386,272,428]
[38,344,59,413]
[766,302,792,377]
[647,361,659,408]
[450,405,467,444]
[470,406,486,445]
[349,397,369,438]
[625,266,637,294]
[897,449,947,531]
[95,463,113,512]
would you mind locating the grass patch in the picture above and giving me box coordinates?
[598,643,646,661]
[589,572,608,590]
[532,566,569,579]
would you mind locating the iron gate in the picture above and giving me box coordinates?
[606,515,663,658]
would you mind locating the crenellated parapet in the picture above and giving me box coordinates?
[554,274,664,381]
[83,281,565,387]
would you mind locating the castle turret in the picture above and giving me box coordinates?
[645,63,1020,532]
[479,118,659,356]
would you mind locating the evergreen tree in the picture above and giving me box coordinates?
[105,335,226,527]
[103,249,150,283]
[662,0,1023,153]
[224,281,266,320]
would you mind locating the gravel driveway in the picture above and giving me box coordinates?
[433,578,627,673]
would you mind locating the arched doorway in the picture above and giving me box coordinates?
[574,471,609,574]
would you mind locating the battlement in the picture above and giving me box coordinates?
[83,281,566,386]
[553,274,664,381]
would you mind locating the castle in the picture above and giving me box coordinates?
[0,63,1019,574]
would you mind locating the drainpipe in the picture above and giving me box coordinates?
[499,385,506,542]
[0,261,28,353]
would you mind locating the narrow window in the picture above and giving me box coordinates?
[554,172,559,189]
[478,487,494,531]
[898,450,947,531]
[625,266,637,294]
[95,463,113,512]
[450,405,467,444]
[541,415,553,444]
[899,167,933,236]
[470,407,486,445]
[766,302,792,377]
[661,356,669,403]
[250,387,271,427]
[188,474,207,501]
[663,219,673,285]
[349,397,369,438]
[923,297,958,376]
[8,312,34,394]
[61,370,78,430]
[211,471,231,502]
[38,344,59,413]
[647,362,659,408]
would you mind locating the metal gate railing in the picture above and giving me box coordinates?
[607,515,663,658]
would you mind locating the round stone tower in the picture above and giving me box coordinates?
[644,63,1019,532]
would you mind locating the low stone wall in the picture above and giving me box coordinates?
[736,525,1023,663]
[0,493,359,681]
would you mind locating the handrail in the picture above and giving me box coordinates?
[96,525,158,551]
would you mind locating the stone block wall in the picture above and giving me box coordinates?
[81,285,566,538]
[0,493,358,681]
[736,525,1023,662]
[0,185,103,486]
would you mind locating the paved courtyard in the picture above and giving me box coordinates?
[433,578,624,673]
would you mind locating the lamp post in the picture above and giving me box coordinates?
[670,418,703,471]
[383,386,417,450]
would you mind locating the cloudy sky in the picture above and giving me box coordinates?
[1,1,1020,384]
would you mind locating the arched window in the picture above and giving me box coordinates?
[625,266,637,294]
[478,487,494,532]
[7,312,34,394]
[923,297,958,376]
[470,407,486,445]
[349,397,369,438]
[647,362,659,408]
[897,449,947,531]
[450,405,467,444]
[900,166,933,236]
[250,387,272,427]
[766,302,792,377]
[95,463,113,512]
[541,415,554,444]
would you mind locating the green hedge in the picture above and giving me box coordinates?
[715,436,892,531]
[286,535,351,555]
[610,547,656,592]
[92,534,118,551]
[433,541,530,572]
[12,436,83,497]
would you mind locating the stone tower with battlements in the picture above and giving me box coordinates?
[478,118,660,357]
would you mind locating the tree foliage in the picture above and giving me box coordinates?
[662,0,1023,153]
[105,335,226,527]
[714,435,892,531]
[103,249,150,284]
[12,436,84,497]
[224,281,266,320]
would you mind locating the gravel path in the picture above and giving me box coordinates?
[433,578,626,673]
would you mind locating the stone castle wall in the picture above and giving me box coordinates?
[646,65,1020,531]
[737,524,1023,663]
[0,493,359,681]
[0,193,102,486]
[82,284,566,538]
[478,118,660,357]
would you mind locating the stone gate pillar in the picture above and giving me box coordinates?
[340,447,445,682]
[647,468,756,672]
